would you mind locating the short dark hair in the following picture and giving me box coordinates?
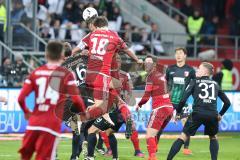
[46,41,64,61]
[93,16,108,28]
[63,42,72,57]
[201,62,214,75]
[175,47,187,55]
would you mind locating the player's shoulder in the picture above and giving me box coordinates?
[167,64,177,70]
[185,64,195,71]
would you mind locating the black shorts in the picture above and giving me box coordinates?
[183,112,219,136]
[93,110,124,132]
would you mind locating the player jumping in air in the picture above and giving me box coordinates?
[18,41,86,160]
[163,47,195,155]
[167,62,231,160]
[136,56,174,160]
[86,55,144,160]
[74,16,142,123]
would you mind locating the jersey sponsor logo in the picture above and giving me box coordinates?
[170,72,175,75]
[184,71,189,77]
[173,77,185,84]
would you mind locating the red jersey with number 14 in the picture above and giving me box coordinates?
[18,64,85,136]
[81,29,127,76]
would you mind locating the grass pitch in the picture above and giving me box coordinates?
[0,132,239,160]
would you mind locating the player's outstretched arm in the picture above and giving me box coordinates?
[137,82,153,110]
[123,48,142,64]
[218,90,231,116]
[177,80,195,113]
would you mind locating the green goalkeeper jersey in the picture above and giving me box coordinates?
[166,64,195,105]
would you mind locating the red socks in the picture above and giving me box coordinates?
[130,130,140,151]
[100,132,110,149]
[147,137,157,157]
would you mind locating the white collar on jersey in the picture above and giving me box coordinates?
[96,27,109,30]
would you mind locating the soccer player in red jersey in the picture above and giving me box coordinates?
[97,55,145,157]
[18,41,86,160]
[75,16,142,122]
[136,56,174,160]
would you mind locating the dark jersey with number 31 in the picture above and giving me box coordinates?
[177,76,231,117]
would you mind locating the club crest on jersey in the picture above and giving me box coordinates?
[184,71,189,77]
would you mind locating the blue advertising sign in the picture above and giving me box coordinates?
[0,89,239,133]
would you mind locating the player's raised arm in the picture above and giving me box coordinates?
[123,48,142,64]
[218,89,231,116]
[72,33,90,55]
[177,80,195,113]
[18,76,33,118]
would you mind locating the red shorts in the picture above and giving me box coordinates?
[86,73,111,100]
[19,130,58,160]
[148,106,173,130]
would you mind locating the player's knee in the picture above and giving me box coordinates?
[209,135,217,140]
[179,132,188,142]
[88,126,99,134]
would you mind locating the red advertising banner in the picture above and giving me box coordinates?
[157,59,240,90]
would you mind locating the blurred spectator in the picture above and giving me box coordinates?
[180,0,194,17]
[130,26,144,53]
[212,59,233,90]
[14,54,29,86]
[37,4,48,22]
[48,0,65,15]
[202,0,217,19]
[142,13,152,25]
[147,23,164,55]
[62,1,78,23]
[49,17,61,39]
[0,57,11,76]
[11,1,25,23]
[108,6,122,31]
[0,0,6,41]
[203,16,219,45]
[186,9,204,56]
[121,22,132,42]
[173,13,181,23]
[0,57,15,86]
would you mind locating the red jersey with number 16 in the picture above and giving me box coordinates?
[18,64,86,136]
[80,29,127,76]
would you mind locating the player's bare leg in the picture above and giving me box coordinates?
[79,99,115,126]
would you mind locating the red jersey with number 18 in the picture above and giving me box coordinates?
[80,29,127,76]
[18,64,85,136]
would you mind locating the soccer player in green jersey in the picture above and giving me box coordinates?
[165,48,195,155]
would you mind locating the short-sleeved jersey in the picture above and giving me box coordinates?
[138,68,172,109]
[178,76,230,116]
[79,29,127,76]
[166,64,195,104]
[18,64,85,136]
